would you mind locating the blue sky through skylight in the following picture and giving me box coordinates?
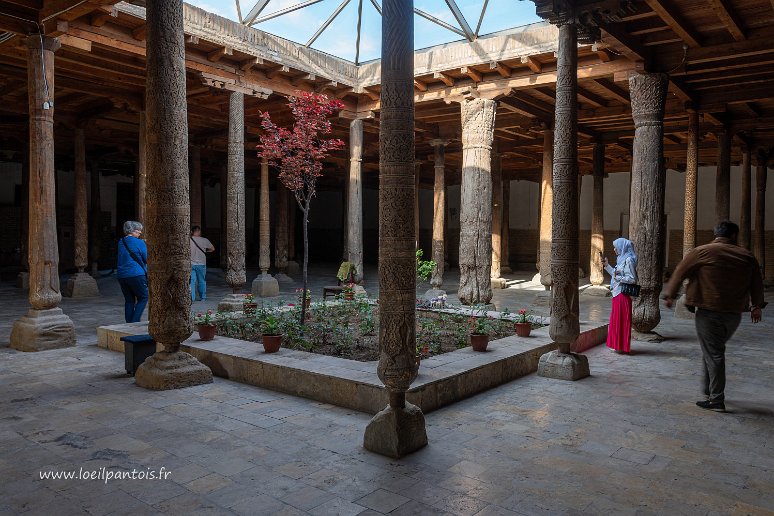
[187,0,541,62]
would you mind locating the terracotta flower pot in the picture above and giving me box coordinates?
[243,302,257,315]
[470,333,489,352]
[262,334,282,353]
[515,322,532,337]
[197,324,216,341]
[343,292,354,301]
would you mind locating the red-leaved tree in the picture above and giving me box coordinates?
[258,91,345,322]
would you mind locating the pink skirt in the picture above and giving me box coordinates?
[607,293,632,353]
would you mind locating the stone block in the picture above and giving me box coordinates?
[583,285,611,297]
[491,277,507,289]
[537,350,590,381]
[10,308,76,352]
[62,272,100,298]
[363,402,427,458]
[251,273,279,298]
[16,272,29,289]
[134,351,213,390]
[218,293,247,312]
[274,272,294,284]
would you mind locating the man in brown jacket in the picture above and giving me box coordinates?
[664,220,766,412]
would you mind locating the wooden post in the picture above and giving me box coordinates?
[11,35,76,351]
[754,151,767,278]
[458,96,496,305]
[275,184,290,279]
[136,110,147,224]
[491,145,505,288]
[415,162,421,250]
[539,126,554,289]
[589,141,605,288]
[364,0,427,458]
[429,140,447,290]
[89,162,101,278]
[715,128,731,223]
[16,134,30,288]
[501,178,511,273]
[348,118,364,282]
[251,157,279,296]
[134,0,212,389]
[683,109,699,255]
[739,145,752,249]
[190,145,202,228]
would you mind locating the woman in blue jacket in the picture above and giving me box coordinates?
[117,221,148,323]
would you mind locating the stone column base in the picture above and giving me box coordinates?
[583,285,611,297]
[287,261,301,276]
[62,272,100,298]
[275,272,295,284]
[135,351,213,390]
[674,295,695,320]
[632,330,665,343]
[363,401,428,458]
[11,307,76,351]
[491,277,507,289]
[423,288,446,302]
[537,350,590,381]
[16,272,29,289]
[252,273,280,298]
[218,293,247,312]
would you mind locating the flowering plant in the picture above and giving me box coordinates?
[516,309,531,324]
[416,342,429,357]
[243,293,256,304]
[295,288,311,300]
[341,283,355,294]
[194,310,218,326]
[468,316,494,335]
[260,314,281,335]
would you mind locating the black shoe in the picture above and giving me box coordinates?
[696,400,726,412]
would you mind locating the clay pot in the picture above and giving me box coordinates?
[515,322,532,337]
[262,334,282,353]
[343,292,354,301]
[243,302,257,315]
[197,324,216,341]
[470,333,489,352]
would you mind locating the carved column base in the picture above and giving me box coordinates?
[582,285,611,297]
[287,261,301,276]
[491,277,507,289]
[537,350,590,381]
[422,288,446,303]
[11,308,76,351]
[363,401,428,458]
[218,293,247,312]
[632,330,665,343]
[251,273,279,298]
[135,351,213,390]
[274,272,295,284]
[674,295,695,320]
[16,272,29,289]
[62,272,100,298]
[500,266,512,274]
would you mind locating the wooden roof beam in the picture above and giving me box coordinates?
[707,0,746,41]
[131,24,146,41]
[414,79,428,92]
[643,0,701,47]
[593,78,630,104]
[577,85,609,108]
[596,19,650,63]
[207,46,232,62]
[265,64,289,79]
[239,56,264,71]
[461,66,482,83]
[489,61,512,78]
[433,71,455,87]
[520,55,542,73]
[291,73,316,86]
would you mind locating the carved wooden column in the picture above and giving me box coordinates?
[63,127,99,297]
[536,21,589,381]
[11,35,76,351]
[458,96,496,305]
[136,110,147,224]
[715,128,731,223]
[364,0,427,458]
[538,126,553,289]
[134,0,212,389]
[252,157,279,296]
[219,91,248,310]
[739,145,752,249]
[16,136,30,289]
[427,139,447,296]
[675,108,700,319]
[501,178,511,273]
[491,145,506,288]
[754,151,767,278]
[415,162,421,249]
[89,162,101,278]
[190,145,202,228]
[628,73,668,338]
[348,118,364,282]
[587,141,607,294]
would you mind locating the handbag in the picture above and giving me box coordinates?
[620,283,641,297]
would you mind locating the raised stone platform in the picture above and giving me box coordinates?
[97,320,607,414]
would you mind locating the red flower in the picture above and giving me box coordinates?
[288,303,295,307]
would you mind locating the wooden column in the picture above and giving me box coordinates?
[491,145,504,286]
[715,128,731,223]
[134,0,212,389]
[364,0,427,458]
[11,35,76,351]
[429,140,447,290]
[628,73,668,336]
[190,145,202,228]
[348,118,364,282]
[739,145,752,250]
[501,179,511,273]
[589,141,605,288]
[63,127,99,297]
[754,151,767,278]
[415,162,421,249]
[89,162,101,278]
[538,127,553,289]
[136,110,147,224]
[275,184,289,276]
[458,96,496,305]
[683,109,699,256]
[251,157,279,296]
[17,135,30,288]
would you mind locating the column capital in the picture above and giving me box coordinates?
[629,73,668,128]
[24,35,60,53]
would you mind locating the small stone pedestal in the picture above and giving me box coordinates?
[218,293,246,312]
[135,351,213,390]
[583,285,611,297]
[674,295,695,320]
[62,272,100,298]
[363,402,427,458]
[274,272,294,284]
[537,350,590,381]
[251,273,279,298]
[491,277,507,289]
[633,330,665,343]
[11,308,76,351]
[16,272,29,289]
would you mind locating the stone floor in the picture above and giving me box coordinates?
[1,266,773,515]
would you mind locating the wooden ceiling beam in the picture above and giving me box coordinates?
[577,85,609,108]
[433,71,455,87]
[489,61,512,78]
[592,78,630,104]
[596,19,650,63]
[207,46,232,62]
[707,0,746,41]
[461,66,482,83]
[520,55,542,73]
[701,84,774,112]
[642,0,701,47]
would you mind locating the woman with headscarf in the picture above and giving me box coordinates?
[603,237,638,353]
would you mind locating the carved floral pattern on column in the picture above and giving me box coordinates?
[683,110,698,256]
[458,97,495,305]
[259,158,271,274]
[628,72,668,334]
[225,91,246,291]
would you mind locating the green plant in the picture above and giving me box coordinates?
[261,314,281,335]
[194,310,219,326]
[295,288,311,301]
[243,293,255,304]
[341,282,355,295]
[416,249,436,282]
[467,315,495,335]
[516,308,531,324]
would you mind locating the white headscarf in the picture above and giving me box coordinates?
[613,237,637,268]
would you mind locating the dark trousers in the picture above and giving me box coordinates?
[118,275,148,323]
[695,309,741,402]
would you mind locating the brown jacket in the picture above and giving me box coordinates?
[665,238,766,313]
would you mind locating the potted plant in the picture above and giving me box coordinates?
[515,309,532,337]
[194,310,218,341]
[260,313,282,353]
[468,315,493,352]
[415,342,429,366]
[243,293,257,315]
[341,282,355,301]
[295,288,312,309]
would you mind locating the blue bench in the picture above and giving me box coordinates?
[120,334,156,376]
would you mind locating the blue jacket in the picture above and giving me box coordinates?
[117,236,147,278]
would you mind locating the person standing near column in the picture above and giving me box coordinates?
[603,238,638,354]
[190,225,215,302]
[117,221,148,323]
[664,220,766,412]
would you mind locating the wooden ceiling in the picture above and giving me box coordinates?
[0,0,773,191]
